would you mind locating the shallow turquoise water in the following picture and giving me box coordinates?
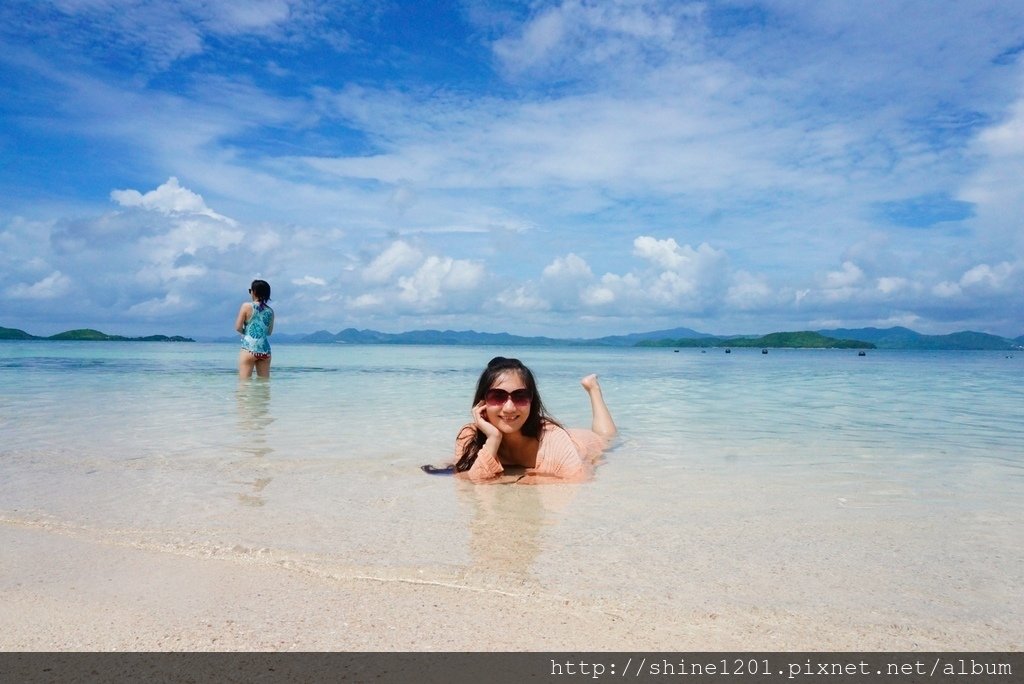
[1,341,1021,642]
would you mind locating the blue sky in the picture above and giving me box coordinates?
[1,0,1022,339]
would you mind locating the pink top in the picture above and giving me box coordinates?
[453,421,608,484]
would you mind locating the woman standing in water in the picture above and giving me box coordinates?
[235,279,274,378]
[437,356,616,483]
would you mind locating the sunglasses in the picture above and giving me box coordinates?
[484,388,532,407]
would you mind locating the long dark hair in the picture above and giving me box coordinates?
[420,356,559,475]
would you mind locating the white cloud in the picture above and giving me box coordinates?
[624,237,729,310]
[876,276,911,295]
[6,271,72,300]
[492,0,699,78]
[396,256,484,309]
[351,293,383,310]
[111,177,237,225]
[388,185,418,213]
[633,236,687,270]
[874,313,924,329]
[956,78,1024,257]
[362,240,423,283]
[492,7,566,71]
[247,229,283,254]
[538,240,733,315]
[581,284,617,306]
[962,95,1024,198]
[293,275,326,287]
[1,178,253,332]
[128,215,243,291]
[496,286,550,311]
[542,253,593,280]
[30,0,329,73]
[634,238,726,276]
[726,271,775,310]
[959,262,1017,291]
[127,292,186,317]
[823,261,864,289]
[206,0,292,33]
[537,253,595,310]
[581,272,641,307]
[905,260,1022,323]
[650,270,696,303]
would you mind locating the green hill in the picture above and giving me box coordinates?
[728,331,873,348]
[1,326,193,342]
[48,328,119,341]
[0,326,39,340]
[821,326,1018,350]
[639,331,874,349]
[47,329,193,342]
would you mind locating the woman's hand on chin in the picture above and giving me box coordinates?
[473,401,501,440]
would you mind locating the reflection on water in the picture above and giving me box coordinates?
[457,480,579,581]
[235,379,274,506]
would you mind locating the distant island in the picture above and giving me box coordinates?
[260,325,715,347]
[6,322,1023,350]
[0,326,193,342]
[817,327,1021,351]
[259,324,1021,351]
[638,331,874,349]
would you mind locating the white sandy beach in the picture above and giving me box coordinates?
[2,522,1018,652]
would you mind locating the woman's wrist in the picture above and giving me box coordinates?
[479,434,502,457]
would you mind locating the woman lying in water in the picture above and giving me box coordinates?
[423,356,617,483]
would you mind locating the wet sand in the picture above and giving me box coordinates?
[2,525,1017,652]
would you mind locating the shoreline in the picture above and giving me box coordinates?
[2,526,1017,652]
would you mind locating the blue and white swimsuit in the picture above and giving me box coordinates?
[241,303,274,358]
